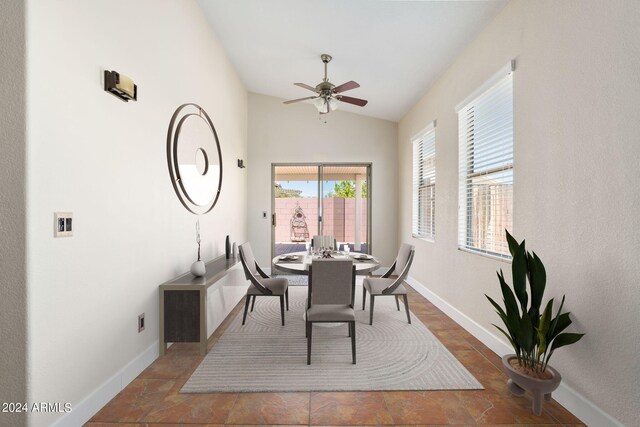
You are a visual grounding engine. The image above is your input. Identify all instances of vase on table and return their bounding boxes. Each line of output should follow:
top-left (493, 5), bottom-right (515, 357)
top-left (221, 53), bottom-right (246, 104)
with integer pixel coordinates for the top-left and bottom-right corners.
top-left (190, 260), bottom-right (206, 277)
top-left (191, 220), bottom-right (206, 277)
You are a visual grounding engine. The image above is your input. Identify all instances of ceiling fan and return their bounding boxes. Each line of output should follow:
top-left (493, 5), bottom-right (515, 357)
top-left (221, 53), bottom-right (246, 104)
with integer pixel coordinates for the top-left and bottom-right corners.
top-left (283, 54), bottom-right (368, 114)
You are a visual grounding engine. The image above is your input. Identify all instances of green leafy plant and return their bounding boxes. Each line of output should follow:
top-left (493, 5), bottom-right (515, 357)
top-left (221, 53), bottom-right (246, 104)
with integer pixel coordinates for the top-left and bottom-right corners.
top-left (326, 180), bottom-right (367, 198)
top-left (485, 231), bottom-right (584, 374)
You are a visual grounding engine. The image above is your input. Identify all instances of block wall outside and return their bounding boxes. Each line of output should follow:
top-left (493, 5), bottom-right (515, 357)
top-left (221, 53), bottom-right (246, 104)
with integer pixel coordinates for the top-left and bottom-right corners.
top-left (274, 197), bottom-right (367, 243)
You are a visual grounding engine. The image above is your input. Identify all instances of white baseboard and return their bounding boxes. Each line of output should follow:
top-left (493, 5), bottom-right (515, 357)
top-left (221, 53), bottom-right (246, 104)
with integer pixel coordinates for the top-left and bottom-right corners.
top-left (51, 340), bottom-right (159, 427)
top-left (405, 275), bottom-right (623, 427)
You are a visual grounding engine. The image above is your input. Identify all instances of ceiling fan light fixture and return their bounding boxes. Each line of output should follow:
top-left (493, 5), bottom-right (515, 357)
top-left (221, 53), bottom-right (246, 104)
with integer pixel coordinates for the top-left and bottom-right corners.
top-left (284, 54), bottom-right (367, 114)
top-left (328, 97), bottom-right (339, 112)
top-left (312, 97), bottom-right (326, 111)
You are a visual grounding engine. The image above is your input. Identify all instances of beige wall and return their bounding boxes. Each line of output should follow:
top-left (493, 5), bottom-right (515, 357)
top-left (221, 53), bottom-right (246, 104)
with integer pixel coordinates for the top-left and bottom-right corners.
top-left (25, 1), bottom-right (247, 425)
top-left (0, 1), bottom-right (27, 426)
top-left (248, 93), bottom-right (397, 266)
top-left (398, 1), bottom-right (639, 425)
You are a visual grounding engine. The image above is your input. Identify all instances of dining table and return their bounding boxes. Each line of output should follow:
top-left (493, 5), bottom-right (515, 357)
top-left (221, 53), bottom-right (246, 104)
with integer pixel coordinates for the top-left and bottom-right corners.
top-left (272, 251), bottom-right (381, 275)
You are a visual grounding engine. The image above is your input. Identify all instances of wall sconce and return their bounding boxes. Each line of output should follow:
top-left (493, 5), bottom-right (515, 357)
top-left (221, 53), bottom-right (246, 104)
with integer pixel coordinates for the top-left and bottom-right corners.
top-left (237, 159), bottom-right (246, 168)
top-left (104, 70), bottom-right (137, 102)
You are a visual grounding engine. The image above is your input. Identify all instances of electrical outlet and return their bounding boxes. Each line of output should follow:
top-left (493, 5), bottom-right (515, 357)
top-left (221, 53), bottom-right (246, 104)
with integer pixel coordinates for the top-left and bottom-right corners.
top-left (138, 313), bottom-right (145, 333)
top-left (54, 212), bottom-right (73, 237)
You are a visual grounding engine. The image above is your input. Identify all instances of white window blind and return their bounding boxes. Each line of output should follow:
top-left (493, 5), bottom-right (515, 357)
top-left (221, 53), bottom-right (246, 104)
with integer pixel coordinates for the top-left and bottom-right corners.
top-left (412, 125), bottom-right (436, 240)
top-left (458, 72), bottom-right (513, 258)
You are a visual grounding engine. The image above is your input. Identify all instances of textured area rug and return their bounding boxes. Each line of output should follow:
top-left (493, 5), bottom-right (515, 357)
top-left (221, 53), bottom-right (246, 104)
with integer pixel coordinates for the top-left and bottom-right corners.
top-left (271, 274), bottom-right (308, 286)
top-left (181, 286), bottom-right (482, 393)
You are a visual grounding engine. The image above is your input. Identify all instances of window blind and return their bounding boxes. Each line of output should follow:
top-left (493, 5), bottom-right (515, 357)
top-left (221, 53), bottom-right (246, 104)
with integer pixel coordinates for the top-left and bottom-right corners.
top-left (458, 72), bottom-right (513, 258)
top-left (412, 126), bottom-right (436, 240)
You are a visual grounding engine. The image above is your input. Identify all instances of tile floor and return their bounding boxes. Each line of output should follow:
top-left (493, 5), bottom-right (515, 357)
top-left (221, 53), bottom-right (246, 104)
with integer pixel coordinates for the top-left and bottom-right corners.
top-left (86, 286), bottom-right (584, 426)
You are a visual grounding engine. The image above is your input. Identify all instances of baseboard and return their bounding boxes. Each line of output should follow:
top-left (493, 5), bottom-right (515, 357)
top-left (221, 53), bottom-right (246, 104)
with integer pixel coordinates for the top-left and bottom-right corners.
top-left (51, 340), bottom-right (159, 427)
top-left (405, 275), bottom-right (623, 427)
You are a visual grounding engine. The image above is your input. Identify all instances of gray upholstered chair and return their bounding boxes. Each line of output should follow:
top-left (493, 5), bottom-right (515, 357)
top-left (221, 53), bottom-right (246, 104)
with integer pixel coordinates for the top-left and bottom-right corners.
top-left (312, 235), bottom-right (337, 251)
top-left (362, 243), bottom-right (415, 325)
top-left (306, 258), bottom-right (356, 365)
top-left (238, 242), bottom-right (289, 326)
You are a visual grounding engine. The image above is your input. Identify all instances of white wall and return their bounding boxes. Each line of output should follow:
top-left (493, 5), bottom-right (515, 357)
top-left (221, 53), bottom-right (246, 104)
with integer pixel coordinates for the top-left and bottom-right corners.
top-left (398, 0), bottom-right (639, 425)
top-left (0, 1), bottom-right (27, 426)
top-left (247, 93), bottom-right (398, 266)
top-left (25, 1), bottom-right (247, 426)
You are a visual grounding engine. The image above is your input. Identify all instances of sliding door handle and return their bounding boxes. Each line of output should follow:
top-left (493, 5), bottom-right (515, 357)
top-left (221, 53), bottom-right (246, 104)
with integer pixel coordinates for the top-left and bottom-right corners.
top-left (272, 213), bottom-right (276, 226)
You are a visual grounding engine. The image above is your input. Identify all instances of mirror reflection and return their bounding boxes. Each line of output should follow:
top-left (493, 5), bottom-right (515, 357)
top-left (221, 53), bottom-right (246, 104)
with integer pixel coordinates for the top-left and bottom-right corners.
top-left (167, 103), bottom-right (223, 215)
top-left (177, 115), bottom-right (220, 206)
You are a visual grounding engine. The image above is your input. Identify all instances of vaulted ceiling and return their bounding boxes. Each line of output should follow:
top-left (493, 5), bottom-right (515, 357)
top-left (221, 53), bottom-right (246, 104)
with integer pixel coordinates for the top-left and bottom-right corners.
top-left (198, 0), bottom-right (507, 122)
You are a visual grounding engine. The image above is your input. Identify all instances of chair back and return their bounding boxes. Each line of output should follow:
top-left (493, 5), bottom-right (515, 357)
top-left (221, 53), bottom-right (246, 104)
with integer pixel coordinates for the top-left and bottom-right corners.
top-left (309, 259), bottom-right (354, 306)
top-left (312, 235), bottom-right (337, 250)
top-left (238, 242), bottom-right (258, 278)
top-left (382, 244), bottom-right (415, 294)
top-left (239, 242), bottom-right (271, 294)
top-left (394, 243), bottom-right (415, 276)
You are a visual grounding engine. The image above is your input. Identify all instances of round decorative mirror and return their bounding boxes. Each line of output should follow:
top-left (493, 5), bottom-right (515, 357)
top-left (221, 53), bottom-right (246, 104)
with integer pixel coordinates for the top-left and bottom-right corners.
top-left (167, 103), bottom-right (222, 215)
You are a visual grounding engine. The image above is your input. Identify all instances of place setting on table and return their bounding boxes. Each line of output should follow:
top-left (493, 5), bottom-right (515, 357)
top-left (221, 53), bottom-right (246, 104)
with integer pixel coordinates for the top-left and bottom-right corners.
top-left (272, 244), bottom-right (381, 275)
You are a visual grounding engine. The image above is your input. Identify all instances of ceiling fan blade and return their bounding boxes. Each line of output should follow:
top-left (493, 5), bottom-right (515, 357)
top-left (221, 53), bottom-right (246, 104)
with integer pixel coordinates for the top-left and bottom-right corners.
top-left (333, 80), bottom-right (360, 94)
top-left (283, 96), bottom-right (317, 105)
top-left (337, 95), bottom-right (368, 107)
top-left (294, 82), bottom-right (319, 93)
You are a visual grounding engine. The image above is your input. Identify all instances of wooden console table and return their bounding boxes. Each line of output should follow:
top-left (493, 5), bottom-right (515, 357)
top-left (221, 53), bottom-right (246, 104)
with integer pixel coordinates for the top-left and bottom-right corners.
top-left (159, 255), bottom-right (245, 355)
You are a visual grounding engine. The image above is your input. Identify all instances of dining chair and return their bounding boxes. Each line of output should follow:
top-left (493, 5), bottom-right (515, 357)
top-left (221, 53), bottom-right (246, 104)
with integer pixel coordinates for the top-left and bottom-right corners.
top-left (306, 258), bottom-right (356, 365)
top-left (238, 242), bottom-right (289, 326)
top-left (312, 235), bottom-right (337, 250)
top-left (362, 243), bottom-right (415, 325)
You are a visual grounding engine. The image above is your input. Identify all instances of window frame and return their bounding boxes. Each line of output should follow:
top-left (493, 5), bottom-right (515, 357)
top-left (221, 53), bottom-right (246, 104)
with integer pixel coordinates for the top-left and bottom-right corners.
top-left (456, 62), bottom-right (515, 260)
top-left (411, 122), bottom-right (436, 242)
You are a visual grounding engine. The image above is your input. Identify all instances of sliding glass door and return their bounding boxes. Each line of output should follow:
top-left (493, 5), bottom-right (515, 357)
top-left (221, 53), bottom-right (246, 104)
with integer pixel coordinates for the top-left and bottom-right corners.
top-left (272, 163), bottom-right (371, 261)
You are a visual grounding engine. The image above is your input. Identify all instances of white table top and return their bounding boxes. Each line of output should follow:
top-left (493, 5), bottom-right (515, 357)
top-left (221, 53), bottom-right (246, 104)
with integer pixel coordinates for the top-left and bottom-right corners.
top-left (272, 251), bottom-right (380, 275)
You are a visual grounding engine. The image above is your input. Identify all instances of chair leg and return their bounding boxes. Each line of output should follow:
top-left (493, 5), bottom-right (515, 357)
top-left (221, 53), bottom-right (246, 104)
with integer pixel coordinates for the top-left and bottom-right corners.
top-left (306, 322), bottom-right (312, 365)
top-left (351, 322), bottom-right (356, 364)
top-left (250, 295), bottom-right (256, 312)
top-left (369, 295), bottom-right (375, 325)
top-left (362, 287), bottom-right (367, 310)
top-left (279, 296), bottom-right (285, 326)
top-left (395, 295), bottom-right (400, 311)
top-left (285, 288), bottom-right (289, 310)
top-left (403, 294), bottom-right (411, 324)
top-left (242, 295), bottom-right (251, 325)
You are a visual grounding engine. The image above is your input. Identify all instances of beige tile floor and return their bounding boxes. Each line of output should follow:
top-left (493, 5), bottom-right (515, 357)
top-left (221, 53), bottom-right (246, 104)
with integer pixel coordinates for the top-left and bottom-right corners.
top-left (86, 286), bottom-right (584, 426)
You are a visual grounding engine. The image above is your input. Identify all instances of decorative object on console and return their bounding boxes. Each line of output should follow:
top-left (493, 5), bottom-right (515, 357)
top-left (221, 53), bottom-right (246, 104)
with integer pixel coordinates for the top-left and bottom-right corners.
top-left (104, 70), bottom-right (137, 102)
top-left (190, 220), bottom-right (206, 277)
top-left (167, 103), bottom-right (223, 215)
top-left (225, 235), bottom-right (231, 259)
top-left (486, 230), bottom-right (584, 416)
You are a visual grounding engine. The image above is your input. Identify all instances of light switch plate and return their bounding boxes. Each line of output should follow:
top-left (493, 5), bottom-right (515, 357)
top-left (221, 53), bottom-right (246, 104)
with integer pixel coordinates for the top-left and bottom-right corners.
top-left (54, 212), bottom-right (73, 237)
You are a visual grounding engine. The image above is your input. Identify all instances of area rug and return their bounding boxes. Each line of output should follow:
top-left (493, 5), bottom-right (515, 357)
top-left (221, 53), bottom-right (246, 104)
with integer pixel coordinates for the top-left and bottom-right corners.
top-left (181, 286), bottom-right (482, 392)
top-left (271, 274), bottom-right (308, 286)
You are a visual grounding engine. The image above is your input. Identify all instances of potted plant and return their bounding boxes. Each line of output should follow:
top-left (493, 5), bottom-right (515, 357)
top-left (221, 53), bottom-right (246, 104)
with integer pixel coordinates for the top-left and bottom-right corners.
top-left (485, 231), bottom-right (584, 416)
